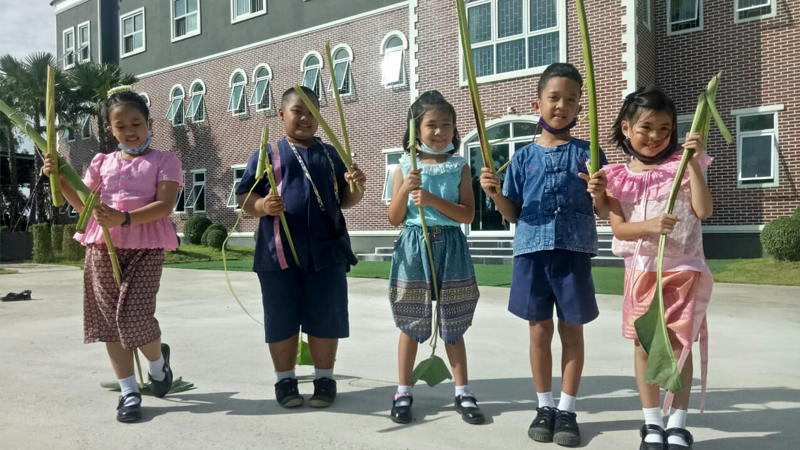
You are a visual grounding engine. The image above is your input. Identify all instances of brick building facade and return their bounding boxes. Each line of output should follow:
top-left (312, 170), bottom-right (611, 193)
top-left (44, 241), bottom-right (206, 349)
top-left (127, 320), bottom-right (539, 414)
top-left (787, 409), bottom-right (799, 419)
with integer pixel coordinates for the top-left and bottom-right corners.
top-left (53, 0), bottom-right (799, 259)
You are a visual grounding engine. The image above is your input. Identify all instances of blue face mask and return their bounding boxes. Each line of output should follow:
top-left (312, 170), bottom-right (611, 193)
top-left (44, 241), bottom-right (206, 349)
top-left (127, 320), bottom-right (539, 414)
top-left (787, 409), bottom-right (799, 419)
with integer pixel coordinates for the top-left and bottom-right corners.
top-left (118, 131), bottom-right (151, 155)
top-left (418, 141), bottom-right (455, 155)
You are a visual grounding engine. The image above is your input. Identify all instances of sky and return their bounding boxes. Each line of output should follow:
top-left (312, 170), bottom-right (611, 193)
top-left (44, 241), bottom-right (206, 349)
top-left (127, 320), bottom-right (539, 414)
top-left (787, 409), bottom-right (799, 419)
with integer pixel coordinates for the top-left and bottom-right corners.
top-left (0, 0), bottom-right (57, 60)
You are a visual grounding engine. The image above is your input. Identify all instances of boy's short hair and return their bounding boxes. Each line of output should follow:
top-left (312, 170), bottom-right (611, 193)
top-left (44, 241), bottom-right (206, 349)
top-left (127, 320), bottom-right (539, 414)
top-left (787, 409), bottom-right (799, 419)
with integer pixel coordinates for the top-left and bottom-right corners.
top-left (281, 86), bottom-right (319, 107)
top-left (537, 63), bottom-right (583, 96)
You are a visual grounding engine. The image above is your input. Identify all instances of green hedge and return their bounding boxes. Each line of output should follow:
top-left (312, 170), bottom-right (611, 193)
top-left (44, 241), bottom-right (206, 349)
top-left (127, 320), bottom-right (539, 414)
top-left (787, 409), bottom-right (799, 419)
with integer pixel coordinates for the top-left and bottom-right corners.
top-left (62, 224), bottom-right (85, 261)
top-left (201, 224), bottom-right (228, 247)
top-left (760, 217), bottom-right (800, 262)
top-left (30, 224), bottom-right (53, 263)
top-left (51, 224), bottom-right (65, 257)
top-left (184, 215), bottom-right (212, 245)
top-left (204, 228), bottom-right (228, 250)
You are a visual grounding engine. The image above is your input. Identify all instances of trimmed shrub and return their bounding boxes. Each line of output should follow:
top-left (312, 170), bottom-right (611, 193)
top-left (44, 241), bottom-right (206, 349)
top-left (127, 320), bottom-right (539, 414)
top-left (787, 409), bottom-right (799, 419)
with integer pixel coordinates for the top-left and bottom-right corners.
top-left (793, 204), bottom-right (800, 220)
top-left (30, 224), bottom-right (53, 263)
top-left (760, 217), bottom-right (800, 262)
top-left (204, 228), bottom-right (228, 250)
top-left (184, 215), bottom-right (212, 245)
top-left (51, 224), bottom-right (65, 257)
top-left (62, 224), bottom-right (85, 261)
top-left (201, 224), bottom-right (228, 247)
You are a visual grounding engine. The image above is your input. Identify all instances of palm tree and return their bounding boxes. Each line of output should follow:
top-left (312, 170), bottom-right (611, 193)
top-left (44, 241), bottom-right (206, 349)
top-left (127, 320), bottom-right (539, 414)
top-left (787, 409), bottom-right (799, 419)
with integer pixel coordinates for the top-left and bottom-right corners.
top-left (68, 62), bottom-right (137, 154)
top-left (0, 52), bottom-right (83, 224)
top-left (0, 77), bottom-right (22, 229)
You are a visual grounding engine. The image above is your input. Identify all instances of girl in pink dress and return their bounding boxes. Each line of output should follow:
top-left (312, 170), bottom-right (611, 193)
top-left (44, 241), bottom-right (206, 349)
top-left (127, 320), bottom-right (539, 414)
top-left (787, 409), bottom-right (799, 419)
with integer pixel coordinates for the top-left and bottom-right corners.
top-left (43, 86), bottom-right (182, 423)
top-left (604, 86), bottom-right (713, 450)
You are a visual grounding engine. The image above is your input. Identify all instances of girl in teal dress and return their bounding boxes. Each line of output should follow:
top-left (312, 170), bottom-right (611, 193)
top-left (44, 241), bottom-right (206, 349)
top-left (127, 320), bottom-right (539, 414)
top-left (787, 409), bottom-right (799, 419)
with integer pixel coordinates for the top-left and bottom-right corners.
top-left (387, 91), bottom-right (482, 425)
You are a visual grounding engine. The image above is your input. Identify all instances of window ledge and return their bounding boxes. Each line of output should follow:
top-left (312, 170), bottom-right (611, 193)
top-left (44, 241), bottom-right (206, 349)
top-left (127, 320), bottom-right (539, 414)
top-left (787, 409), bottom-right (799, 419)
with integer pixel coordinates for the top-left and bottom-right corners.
top-left (121, 48), bottom-right (146, 59)
top-left (171, 30), bottom-right (201, 43)
top-left (231, 10), bottom-right (267, 24)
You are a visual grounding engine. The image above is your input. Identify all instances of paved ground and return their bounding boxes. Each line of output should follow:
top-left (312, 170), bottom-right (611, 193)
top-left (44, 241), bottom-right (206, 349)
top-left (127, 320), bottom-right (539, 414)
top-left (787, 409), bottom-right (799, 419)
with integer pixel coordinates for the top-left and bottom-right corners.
top-left (1, 264), bottom-right (798, 450)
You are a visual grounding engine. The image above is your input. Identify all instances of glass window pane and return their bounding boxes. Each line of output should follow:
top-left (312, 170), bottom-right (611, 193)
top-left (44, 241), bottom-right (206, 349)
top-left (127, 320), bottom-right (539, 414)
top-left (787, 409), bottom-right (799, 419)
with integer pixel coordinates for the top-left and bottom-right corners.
top-left (251, 79), bottom-right (267, 105)
top-left (386, 36), bottom-right (403, 49)
top-left (468, 3), bottom-right (492, 44)
top-left (233, 73), bottom-right (244, 84)
top-left (497, 0), bottom-right (523, 38)
top-left (497, 38), bottom-right (526, 74)
top-left (306, 55), bottom-right (320, 67)
top-left (124, 36), bottom-right (133, 53)
top-left (530, 0), bottom-right (557, 31)
top-left (472, 46), bottom-right (494, 77)
top-left (175, 0), bottom-right (186, 16)
top-left (739, 114), bottom-right (774, 132)
top-left (133, 32), bottom-right (143, 50)
top-left (676, 121), bottom-right (692, 142)
top-left (470, 143), bottom-right (511, 231)
top-left (486, 124), bottom-right (510, 141)
top-left (236, 0), bottom-right (249, 16)
top-left (387, 153), bottom-right (403, 165)
top-left (229, 85), bottom-right (243, 110)
top-left (333, 61), bottom-right (349, 90)
top-left (528, 31), bottom-right (558, 68)
top-left (303, 68), bottom-right (319, 90)
top-left (123, 18), bottom-right (133, 35)
top-left (513, 122), bottom-right (537, 137)
top-left (186, 14), bottom-right (197, 32)
top-left (195, 186), bottom-right (205, 210)
top-left (256, 67), bottom-right (268, 79)
top-left (194, 172), bottom-right (205, 182)
top-left (333, 48), bottom-right (349, 61)
top-left (382, 49), bottom-right (404, 85)
top-left (134, 14), bottom-right (143, 31)
top-left (80, 27), bottom-right (89, 43)
top-left (515, 141), bottom-right (531, 151)
top-left (175, 18), bottom-right (186, 37)
top-left (740, 135), bottom-right (773, 179)
top-left (252, 0), bottom-right (264, 13)
top-left (188, 0), bottom-right (198, 13)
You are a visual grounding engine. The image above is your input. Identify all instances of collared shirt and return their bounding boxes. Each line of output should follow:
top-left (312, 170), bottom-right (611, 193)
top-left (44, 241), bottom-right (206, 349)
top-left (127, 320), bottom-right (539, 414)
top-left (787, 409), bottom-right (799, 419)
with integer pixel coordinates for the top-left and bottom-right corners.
top-left (503, 138), bottom-right (607, 256)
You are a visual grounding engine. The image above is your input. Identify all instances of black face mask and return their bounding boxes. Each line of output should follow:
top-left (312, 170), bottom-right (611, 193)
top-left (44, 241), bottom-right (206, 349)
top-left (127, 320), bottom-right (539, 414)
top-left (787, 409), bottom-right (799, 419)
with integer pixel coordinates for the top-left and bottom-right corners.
top-left (624, 138), bottom-right (673, 165)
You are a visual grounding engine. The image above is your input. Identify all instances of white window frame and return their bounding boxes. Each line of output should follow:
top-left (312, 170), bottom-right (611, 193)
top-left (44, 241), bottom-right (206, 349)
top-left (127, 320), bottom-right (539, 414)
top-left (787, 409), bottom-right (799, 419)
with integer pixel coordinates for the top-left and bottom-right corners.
top-left (732, 105), bottom-right (782, 188)
top-left (228, 165), bottom-right (247, 209)
top-left (228, 69), bottom-right (248, 116)
top-left (186, 79), bottom-right (206, 123)
top-left (230, 0), bottom-right (266, 24)
top-left (734, 0), bottom-right (776, 24)
top-left (80, 114), bottom-right (91, 139)
top-left (120, 7), bottom-right (146, 58)
top-left (301, 51), bottom-right (324, 99)
top-left (458, 0), bottom-right (567, 85)
top-left (328, 44), bottom-right (353, 96)
top-left (62, 27), bottom-right (76, 69)
top-left (171, 0), bottom-right (201, 43)
top-left (140, 92), bottom-right (150, 107)
top-left (381, 31), bottom-right (408, 88)
top-left (77, 21), bottom-right (91, 63)
top-left (186, 169), bottom-right (207, 212)
top-left (666, 0), bottom-right (703, 36)
top-left (165, 84), bottom-right (185, 126)
top-left (639, 0), bottom-right (651, 30)
top-left (249, 64), bottom-right (273, 111)
top-left (382, 148), bottom-right (404, 204)
top-left (174, 171), bottom-right (187, 213)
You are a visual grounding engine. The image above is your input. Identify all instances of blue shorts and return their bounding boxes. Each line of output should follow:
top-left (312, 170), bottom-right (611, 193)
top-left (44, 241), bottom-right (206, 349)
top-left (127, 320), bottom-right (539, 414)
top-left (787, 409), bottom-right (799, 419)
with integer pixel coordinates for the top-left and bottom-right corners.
top-left (256, 262), bottom-right (349, 343)
top-left (508, 249), bottom-right (599, 325)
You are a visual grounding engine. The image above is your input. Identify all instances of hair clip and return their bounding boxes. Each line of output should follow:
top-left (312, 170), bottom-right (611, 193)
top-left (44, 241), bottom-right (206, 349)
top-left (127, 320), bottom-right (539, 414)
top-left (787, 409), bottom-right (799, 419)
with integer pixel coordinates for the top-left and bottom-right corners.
top-left (107, 85), bottom-right (134, 96)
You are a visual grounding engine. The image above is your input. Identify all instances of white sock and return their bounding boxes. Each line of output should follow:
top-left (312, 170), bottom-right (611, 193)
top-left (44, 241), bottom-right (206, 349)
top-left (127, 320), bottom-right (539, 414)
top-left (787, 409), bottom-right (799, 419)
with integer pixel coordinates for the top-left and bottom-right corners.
top-left (557, 392), bottom-right (577, 413)
top-left (537, 391), bottom-right (555, 408)
top-left (314, 368), bottom-right (334, 380)
top-left (643, 407), bottom-right (664, 444)
top-left (456, 385), bottom-right (477, 408)
top-left (118, 375), bottom-right (140, 407)
top-left (276, 369), bottom-right (295, 381)
top-left (147, 354), bottom-right (165, 381)
top-left (394, 385), bottom-right (412, 406)
top-left (667, 408), bottom-right (690, 446)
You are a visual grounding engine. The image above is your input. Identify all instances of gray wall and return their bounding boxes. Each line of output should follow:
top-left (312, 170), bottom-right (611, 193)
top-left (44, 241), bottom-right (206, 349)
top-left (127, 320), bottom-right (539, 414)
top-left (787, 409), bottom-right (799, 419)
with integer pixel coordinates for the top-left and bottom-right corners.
top-left (55, 0), bottom-right (100, 65)
top-left (118, 0), bottom-right (402, 75)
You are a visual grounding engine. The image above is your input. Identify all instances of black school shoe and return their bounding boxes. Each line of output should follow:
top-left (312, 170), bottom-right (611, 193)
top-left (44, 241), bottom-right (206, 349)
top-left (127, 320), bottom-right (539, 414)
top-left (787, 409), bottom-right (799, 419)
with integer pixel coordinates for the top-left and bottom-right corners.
top-left (640, 424), bottom-right (667, 450)
top-left (553, 409), bottom-right (581, 447)
top-left (148, 343), bottom-right (173, 398)
top-left (309, 377), bottom-right (337, 408)
top-left (455, 395), bottom-right (485, 424)
top-left (274, 378), bottom-right (304, 408)
top-left (390, 395), bottom-right (413, 424)
top-left (528, 406), bottom-right (557, 442)
top-left (116, 392), bottom-right (142, 423)
top-left (666, 428), bottom-right (693, 450)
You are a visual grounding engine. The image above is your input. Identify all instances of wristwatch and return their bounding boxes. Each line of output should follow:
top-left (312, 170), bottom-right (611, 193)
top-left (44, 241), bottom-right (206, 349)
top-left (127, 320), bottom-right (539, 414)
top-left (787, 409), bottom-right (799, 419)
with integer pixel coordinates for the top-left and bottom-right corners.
top-left (121, 211), bottom-right (131, 228)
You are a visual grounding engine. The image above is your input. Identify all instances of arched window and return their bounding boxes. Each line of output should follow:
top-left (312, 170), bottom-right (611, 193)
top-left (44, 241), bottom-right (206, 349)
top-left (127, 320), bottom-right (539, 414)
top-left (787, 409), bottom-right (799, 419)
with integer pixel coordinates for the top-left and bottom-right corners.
top-left (381, 31), bottom-right (407, 87)
top-left (187, 79), bottom-right (205, 122)
top-left (228, 69), bottom-right (247, 115)
top-left (328, 44), bottom-right (353, 95)
top-left (249, 64), bottom-right (272, 111)
top-left (301, 51), bottom-right (323, 98)
top-left (165, 85), bottom-right (184, 126)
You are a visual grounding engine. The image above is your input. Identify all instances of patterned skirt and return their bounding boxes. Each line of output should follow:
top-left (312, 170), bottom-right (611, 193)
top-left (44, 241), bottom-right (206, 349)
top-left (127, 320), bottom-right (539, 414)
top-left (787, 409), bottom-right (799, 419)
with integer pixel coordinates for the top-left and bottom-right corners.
top-left (389, 225), bottom-right (479, 345)
top-left (83, 245), bottom-right (164, 349)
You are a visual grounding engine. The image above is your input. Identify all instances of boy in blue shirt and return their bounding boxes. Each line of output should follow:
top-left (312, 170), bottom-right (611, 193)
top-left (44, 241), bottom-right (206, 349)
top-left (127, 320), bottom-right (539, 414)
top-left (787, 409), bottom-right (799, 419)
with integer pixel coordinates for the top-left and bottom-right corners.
top-left (480, 63), bottom-right (609, 447)
top-left (237, 87), bottom-right (366, 410)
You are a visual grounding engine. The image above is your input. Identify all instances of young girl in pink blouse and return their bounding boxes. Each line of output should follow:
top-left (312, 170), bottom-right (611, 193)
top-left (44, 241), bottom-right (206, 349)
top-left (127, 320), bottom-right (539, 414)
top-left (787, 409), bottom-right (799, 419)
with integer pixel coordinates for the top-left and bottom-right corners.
top-left (43, 86), bottom-right (182, 423)
top-left (604, 86), bottom-right (713, 450)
